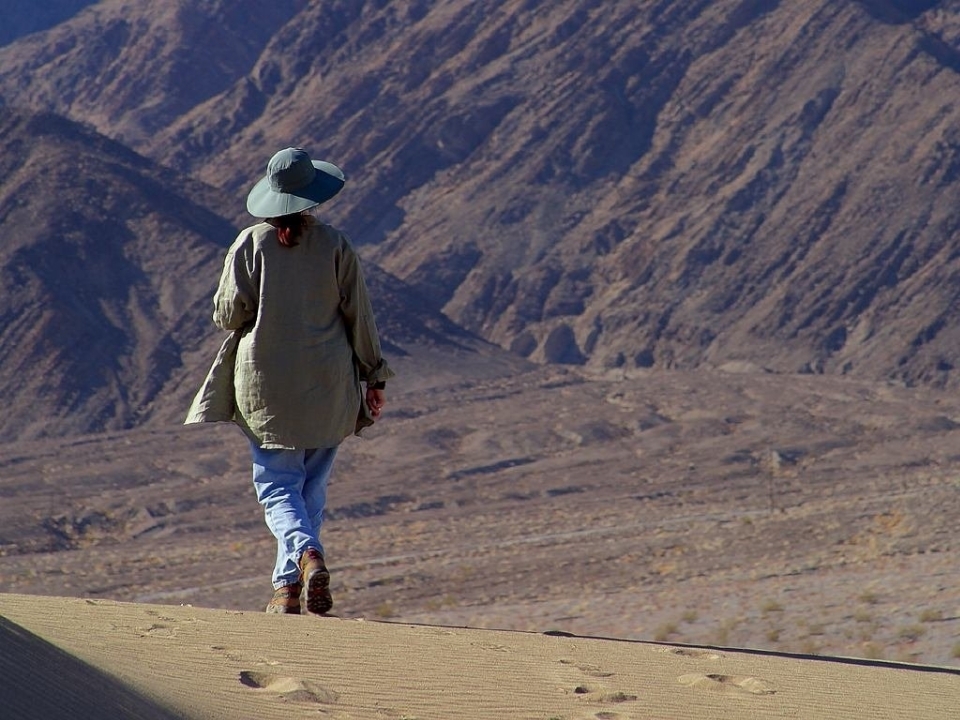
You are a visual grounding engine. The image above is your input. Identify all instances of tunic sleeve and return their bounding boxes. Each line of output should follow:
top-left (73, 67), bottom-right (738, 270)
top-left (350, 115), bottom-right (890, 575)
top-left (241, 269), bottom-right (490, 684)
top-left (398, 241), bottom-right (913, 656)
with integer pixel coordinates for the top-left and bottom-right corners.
top-left (337, 237), bottom-right (395, 385)
top-left (213, 234), bottom-right (259, 331)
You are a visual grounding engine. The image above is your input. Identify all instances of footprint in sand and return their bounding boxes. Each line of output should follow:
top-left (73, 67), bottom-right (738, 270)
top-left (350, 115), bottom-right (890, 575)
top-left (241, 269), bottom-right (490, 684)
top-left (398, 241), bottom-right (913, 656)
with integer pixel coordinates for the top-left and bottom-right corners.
top-left (557, 659), bottom-right (616, 678)
top-left (239, 671), bottom-right (338, 704)
top-left (660, 647), bottom-right (724, 660)
top-left (211, 645), bottom-right (244, 662)
top-left (557, 659), bottom-right (637, 707)
top-left (572, 685), bottom-right (638, 703)
top-left (136, 623), bottom-right (178, 638)
top-left (598, 691), bottom-right (638, 703)
top-left (473, 642), bottom-right (511, 652)
top-left (678, 673), bottom-right (776, 696)
top-left (578, 663), bottom-right (616, 679)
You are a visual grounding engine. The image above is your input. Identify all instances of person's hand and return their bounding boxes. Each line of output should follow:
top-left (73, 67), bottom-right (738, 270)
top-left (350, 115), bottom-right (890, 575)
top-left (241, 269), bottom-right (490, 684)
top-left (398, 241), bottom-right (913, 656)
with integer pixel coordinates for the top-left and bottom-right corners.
top-left (366, 387), bottom-right (385, 419)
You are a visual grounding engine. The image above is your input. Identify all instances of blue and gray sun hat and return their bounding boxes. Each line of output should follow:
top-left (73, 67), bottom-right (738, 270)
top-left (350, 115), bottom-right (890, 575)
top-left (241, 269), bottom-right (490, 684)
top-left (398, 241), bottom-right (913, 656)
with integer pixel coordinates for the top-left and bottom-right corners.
top-left (246, 147), bottom-right (345, 218)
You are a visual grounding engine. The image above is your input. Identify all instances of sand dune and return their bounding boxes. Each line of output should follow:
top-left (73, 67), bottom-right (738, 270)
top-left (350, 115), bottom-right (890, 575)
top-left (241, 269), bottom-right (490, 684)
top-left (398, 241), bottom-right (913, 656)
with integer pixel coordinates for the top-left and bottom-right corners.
top-left (2, 367), bottom-right (960, 668)
top-left (0, 593), bottom-right (957, 719)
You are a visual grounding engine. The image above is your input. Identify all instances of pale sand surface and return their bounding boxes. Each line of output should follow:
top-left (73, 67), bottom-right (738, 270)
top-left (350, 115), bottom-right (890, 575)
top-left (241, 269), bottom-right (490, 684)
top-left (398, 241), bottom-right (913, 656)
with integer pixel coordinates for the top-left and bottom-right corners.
top-left (0, 593), bottom-right (957, 720)
top-left (2, 367), bottom-right (960, 668)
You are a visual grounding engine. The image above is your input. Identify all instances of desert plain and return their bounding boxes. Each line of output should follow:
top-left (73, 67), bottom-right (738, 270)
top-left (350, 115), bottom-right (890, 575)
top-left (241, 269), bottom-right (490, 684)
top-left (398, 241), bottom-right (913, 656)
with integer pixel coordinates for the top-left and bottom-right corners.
top-left (2, 352), bottom-right (960, 718)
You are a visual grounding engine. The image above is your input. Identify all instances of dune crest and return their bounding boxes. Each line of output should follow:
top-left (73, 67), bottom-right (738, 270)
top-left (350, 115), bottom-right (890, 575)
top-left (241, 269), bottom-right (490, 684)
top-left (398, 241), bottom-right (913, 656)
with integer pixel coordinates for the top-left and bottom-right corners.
top-left (0, 593), bottom-right (956, 719)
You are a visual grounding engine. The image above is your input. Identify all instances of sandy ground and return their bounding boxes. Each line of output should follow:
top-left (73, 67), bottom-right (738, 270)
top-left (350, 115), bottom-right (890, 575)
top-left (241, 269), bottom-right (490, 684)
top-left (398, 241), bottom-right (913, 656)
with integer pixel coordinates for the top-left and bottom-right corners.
top-left (1, 364), bottom-right (960, 718)
top-left (1, 593), bottom-right (958, 720)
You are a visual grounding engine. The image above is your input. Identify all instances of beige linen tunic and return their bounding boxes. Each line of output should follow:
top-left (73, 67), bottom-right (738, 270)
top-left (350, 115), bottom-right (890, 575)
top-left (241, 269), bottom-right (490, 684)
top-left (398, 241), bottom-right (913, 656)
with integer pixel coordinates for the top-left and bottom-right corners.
top-left (185, 220), bottom-right (393, 449)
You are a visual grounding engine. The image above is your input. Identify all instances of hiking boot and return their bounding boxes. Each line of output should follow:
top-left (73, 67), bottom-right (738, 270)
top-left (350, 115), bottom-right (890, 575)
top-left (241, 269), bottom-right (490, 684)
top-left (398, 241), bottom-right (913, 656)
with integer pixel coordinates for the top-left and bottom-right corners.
top-left (265, 583), bottom-right (302, 614)
top-left (299, 548), bottom-right (333, 615)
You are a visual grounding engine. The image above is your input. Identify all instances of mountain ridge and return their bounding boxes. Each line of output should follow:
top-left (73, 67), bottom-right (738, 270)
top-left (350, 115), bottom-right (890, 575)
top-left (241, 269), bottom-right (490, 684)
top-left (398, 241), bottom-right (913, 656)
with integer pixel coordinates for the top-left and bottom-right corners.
top-left (2, 0), bottom-right (960, 440)
top-left (0, 106), bottom-right (506, 439)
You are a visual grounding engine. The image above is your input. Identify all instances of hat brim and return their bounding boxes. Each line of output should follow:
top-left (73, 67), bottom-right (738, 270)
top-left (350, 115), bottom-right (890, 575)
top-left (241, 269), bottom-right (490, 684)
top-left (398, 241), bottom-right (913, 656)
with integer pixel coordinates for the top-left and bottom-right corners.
top-left (246, 160), bottom-right (346, 218)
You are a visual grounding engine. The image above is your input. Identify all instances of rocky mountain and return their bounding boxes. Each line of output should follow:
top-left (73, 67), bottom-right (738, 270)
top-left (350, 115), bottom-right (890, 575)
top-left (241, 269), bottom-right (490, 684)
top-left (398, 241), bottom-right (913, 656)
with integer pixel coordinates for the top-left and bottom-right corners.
top-left (0, 0), bottom-right (309, 147)
top-left (2, 0), bottom-right (960, 438)
top-left (0, 107), bottom-right (232, 438)
top-left (0, 0), bottom-right (95, 48)
top-left (0, 107), bottom-right (502, 439)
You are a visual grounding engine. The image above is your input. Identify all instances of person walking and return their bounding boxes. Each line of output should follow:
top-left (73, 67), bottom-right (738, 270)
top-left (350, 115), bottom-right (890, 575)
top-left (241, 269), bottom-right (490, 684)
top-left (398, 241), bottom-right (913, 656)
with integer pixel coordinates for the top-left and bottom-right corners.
top-left (186, 147), bottom-right (394, 615)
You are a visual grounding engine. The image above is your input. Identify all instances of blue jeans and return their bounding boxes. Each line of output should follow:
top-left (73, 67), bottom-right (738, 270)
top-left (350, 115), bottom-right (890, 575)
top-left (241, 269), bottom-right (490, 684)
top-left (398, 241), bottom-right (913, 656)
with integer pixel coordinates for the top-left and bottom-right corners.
top-left (250, 443), bottom-right (338, 589)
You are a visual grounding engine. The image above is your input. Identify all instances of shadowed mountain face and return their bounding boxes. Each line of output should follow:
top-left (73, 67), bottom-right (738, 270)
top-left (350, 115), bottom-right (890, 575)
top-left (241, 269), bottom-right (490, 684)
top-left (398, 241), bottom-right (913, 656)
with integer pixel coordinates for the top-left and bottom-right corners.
top-left (855, 0), bottom-right (942, 23)
top-left (0, 109), bottom-right (236, 438)
top-left (0, 107), bottom-right (511, 439)
top-left (1, 0), bottom-right (960, 440)
top-left (0, 0), bottom-right (95, 47)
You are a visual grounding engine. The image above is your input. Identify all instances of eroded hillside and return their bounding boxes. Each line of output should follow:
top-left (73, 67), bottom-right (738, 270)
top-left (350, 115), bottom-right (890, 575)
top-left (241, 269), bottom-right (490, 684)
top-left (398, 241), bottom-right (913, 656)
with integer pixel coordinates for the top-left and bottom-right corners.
top-left (1, 0), bottom-right (960, 440)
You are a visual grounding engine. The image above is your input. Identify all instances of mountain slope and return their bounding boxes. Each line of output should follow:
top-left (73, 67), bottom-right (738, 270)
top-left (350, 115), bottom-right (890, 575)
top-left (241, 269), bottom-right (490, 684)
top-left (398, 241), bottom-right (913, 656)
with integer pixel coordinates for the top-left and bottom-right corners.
top-left (2, 0), bottom-right (960, 388)
top-left (0, 108), bottom-right (236, 437)
top-left (0, 0), bottom-right (308, 145)
top-left (0, 0), bottom-right (95, 47)
top-left (0, 106), bottom-right (519, 439)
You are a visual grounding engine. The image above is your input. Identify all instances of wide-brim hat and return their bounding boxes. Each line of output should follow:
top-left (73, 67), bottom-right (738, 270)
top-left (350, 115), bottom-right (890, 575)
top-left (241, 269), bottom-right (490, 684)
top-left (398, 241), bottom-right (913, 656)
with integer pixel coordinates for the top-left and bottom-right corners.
top-left (246, 147), bottom-right (345, 218)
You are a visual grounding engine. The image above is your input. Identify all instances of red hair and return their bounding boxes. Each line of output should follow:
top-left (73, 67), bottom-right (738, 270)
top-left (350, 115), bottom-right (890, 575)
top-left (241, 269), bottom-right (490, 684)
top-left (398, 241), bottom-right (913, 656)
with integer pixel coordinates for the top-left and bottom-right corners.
top-left (268, 211), bottom-right (313, 247)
